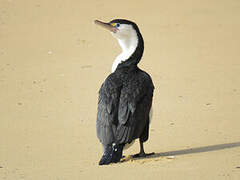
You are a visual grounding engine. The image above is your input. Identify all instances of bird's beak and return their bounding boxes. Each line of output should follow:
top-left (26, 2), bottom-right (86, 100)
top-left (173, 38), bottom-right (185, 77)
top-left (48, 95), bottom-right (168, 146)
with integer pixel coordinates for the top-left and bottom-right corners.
top-left (94, 20), bottom-right (118, 33)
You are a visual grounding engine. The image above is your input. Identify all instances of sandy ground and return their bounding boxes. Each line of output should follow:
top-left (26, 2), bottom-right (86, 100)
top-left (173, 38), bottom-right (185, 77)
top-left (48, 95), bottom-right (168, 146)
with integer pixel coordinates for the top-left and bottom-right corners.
top-left (0, 0), bottom-right (240, 179)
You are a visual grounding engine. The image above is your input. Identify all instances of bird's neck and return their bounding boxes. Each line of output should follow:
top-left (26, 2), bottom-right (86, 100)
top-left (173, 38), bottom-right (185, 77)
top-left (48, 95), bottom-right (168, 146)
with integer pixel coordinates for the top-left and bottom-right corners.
top-left (112, 33), bottom-right (139, 73)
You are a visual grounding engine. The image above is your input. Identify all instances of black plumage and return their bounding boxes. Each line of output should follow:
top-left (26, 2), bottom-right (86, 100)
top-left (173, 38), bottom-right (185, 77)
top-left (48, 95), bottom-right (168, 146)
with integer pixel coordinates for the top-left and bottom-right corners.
top-left (95, 19), bottom-right (154, 165)
top-left (97, 67), bottom-right (154, 145)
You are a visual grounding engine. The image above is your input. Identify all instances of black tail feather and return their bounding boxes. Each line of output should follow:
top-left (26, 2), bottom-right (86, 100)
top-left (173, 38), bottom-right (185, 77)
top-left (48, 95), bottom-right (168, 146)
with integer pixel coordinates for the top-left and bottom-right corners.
top-left (99, 144), bottom-right (124, 165)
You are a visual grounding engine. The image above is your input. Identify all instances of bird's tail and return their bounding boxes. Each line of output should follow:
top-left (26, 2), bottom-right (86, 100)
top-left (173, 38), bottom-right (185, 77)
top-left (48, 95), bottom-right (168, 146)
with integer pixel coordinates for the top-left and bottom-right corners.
top-left (99, 143), bottom-right (124, 165)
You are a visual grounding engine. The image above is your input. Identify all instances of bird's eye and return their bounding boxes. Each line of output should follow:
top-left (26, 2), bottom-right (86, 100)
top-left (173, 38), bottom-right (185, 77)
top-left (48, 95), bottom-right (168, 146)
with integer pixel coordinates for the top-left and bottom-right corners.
top-left (116, 23), bottom-right (120, 28)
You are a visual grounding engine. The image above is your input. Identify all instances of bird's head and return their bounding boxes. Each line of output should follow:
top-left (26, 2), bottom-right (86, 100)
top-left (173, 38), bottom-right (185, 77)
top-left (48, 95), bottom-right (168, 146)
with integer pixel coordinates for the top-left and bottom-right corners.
top-left (95, 19), bottom-right (144, 71)
top-left (94, 19), bottom-right (140, 41)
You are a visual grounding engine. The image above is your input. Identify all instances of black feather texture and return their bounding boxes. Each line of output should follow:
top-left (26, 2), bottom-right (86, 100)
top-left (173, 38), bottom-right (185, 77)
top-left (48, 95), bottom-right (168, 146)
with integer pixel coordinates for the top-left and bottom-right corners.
top-left (96, 19), bottom-right (154, 147)
top-left (97, 67), bottom-right (154, 145)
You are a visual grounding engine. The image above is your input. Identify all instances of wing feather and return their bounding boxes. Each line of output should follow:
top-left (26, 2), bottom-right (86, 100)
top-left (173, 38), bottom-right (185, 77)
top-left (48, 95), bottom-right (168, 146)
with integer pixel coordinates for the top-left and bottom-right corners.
top-left (97, 71), bottom-right (154, 145)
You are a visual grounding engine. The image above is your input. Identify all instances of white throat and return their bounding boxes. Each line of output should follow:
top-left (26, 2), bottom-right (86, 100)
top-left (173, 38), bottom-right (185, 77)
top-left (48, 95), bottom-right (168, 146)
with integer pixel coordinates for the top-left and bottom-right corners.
top-left (111, 26), bottom-right (138, 72)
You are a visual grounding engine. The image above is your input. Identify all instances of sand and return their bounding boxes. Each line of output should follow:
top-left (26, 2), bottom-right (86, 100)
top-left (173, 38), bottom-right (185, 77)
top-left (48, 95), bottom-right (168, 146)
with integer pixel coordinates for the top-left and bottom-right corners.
top-left (0, 0), bottom-right (240, 179)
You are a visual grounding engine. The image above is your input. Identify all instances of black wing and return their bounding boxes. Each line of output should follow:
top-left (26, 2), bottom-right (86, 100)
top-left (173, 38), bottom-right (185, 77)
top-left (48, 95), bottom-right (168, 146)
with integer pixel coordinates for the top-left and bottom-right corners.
top-left (97, 71), bottom-right (154, 146)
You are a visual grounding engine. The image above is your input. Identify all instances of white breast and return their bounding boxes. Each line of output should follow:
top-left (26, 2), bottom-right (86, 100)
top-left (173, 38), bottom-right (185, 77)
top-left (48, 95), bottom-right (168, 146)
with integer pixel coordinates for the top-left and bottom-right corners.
top-left (111, 24), bottom-right (139, 72)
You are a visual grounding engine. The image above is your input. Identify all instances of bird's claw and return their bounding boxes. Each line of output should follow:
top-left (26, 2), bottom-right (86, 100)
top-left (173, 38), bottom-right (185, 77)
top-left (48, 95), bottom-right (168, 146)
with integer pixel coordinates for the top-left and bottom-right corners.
top-left (132, 152), bottom-right (155, 158)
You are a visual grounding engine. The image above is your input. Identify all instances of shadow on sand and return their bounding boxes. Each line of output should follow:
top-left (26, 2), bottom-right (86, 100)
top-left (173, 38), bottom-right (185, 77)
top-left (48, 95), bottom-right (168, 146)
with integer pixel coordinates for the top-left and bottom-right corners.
top-left (155, 141), bottom-right (240, 157)
top-left (125, 142), bottom-right (240, 162)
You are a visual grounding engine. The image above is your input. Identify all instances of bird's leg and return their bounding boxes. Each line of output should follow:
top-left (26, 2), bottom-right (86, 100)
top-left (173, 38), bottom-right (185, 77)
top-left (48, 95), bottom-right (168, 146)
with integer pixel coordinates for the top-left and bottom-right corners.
top-left (132, 139), bottom-right (155, 158)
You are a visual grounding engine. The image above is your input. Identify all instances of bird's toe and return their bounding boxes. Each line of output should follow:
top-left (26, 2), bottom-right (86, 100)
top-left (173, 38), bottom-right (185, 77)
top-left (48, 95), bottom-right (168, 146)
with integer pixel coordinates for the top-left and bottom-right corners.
top-left (132, 152), bottom-right (155, 158)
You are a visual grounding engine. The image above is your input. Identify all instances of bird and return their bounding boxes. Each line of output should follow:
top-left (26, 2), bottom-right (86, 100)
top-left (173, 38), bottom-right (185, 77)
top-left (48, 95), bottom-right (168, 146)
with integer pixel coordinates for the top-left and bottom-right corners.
top-left (95, 19), bottom-right (155, 165)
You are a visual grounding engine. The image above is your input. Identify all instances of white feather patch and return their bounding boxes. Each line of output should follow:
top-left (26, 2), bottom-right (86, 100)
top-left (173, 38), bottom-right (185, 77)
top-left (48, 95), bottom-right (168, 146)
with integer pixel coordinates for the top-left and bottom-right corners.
top-left (111, 24), bottom-right (138, 72)
top-left (149, 107), bottom-right (153, 123)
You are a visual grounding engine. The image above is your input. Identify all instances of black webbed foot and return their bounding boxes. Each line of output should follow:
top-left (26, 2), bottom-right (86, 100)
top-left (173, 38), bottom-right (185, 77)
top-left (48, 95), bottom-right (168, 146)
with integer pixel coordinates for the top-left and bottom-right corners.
top-left (132, 152), bottom-right (155, 158)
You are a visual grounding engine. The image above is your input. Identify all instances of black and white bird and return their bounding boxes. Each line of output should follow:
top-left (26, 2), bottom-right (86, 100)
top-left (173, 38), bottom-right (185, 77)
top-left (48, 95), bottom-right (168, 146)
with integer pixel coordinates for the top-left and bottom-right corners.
top-left (95, 19), bottom-right (154, 165)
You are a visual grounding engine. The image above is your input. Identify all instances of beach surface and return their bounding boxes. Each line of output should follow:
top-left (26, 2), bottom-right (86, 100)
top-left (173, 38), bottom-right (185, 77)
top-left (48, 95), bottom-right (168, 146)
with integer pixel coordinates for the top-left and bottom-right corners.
top-left (0, 0), bottom-right (240, 179)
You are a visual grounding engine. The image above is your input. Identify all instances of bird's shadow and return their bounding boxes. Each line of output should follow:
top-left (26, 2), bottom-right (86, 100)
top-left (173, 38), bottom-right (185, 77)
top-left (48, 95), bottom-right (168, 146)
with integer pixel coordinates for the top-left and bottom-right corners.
top-left (123, 141), bottom-right (240, 162)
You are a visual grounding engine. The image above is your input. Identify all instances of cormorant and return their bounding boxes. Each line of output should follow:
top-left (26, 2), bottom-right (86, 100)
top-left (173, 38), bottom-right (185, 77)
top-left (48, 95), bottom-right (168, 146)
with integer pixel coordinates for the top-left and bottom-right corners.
top-left (95, 19), bottom-right (154, 165)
